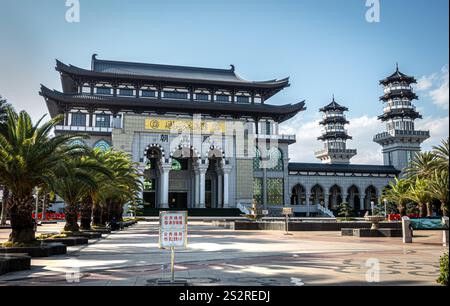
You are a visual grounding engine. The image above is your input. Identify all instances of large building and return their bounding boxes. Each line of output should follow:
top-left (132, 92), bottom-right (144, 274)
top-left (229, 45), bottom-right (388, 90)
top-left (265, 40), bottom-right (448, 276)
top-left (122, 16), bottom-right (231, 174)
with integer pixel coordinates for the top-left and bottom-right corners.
top-left (40, 56), bottom-right (429, 216)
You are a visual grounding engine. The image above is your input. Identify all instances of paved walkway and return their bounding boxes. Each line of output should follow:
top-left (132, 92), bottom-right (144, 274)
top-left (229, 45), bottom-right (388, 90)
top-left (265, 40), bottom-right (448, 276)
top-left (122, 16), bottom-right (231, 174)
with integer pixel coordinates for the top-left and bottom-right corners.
top-left (0, 221), bottom-right (446, 286)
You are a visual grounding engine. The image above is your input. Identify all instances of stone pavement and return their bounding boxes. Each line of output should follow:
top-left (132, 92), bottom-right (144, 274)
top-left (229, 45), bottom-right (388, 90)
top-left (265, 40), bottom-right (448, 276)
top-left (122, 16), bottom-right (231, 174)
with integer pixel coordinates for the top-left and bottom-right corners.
top-left (0, 221), bottom-right (446, 286)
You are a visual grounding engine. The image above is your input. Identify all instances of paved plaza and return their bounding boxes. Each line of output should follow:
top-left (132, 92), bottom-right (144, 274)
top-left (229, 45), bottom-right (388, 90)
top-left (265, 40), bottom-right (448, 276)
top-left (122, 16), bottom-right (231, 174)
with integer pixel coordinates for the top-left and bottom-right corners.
top-left (0, 221), bottom-right (446, 286)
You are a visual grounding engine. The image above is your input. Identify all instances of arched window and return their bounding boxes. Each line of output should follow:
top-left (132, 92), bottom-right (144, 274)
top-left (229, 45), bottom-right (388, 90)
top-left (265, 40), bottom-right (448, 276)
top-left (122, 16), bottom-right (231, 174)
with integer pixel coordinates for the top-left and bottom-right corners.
top-left (94, 140), bottom-right (111, 152)
top-left (267, 147), bottom-right (283, 172)
top-left (253, 147), bottom-right (261, 171)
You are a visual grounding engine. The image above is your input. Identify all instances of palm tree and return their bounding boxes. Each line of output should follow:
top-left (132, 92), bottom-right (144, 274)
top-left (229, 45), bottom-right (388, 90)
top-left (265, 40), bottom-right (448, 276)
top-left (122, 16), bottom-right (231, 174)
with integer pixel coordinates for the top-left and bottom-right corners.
top-left (433, 138), bottom-right (449, 173)
top-left (0, 109), bottom-right (84, 243)
top-left (427, 170), bottom-right (449, 216)
top-left (91, 150), bottom-right (142, 227)
top-left (404, 151), bottom-right (437, 180)
top-left (405, 178), bottom-right (433, 217)
top-left (0, 95), bottom-right (13, 226)
top-left (51, 155), bottom-right (111, 232)
top-left (383, 178), bottom-right (411, 216)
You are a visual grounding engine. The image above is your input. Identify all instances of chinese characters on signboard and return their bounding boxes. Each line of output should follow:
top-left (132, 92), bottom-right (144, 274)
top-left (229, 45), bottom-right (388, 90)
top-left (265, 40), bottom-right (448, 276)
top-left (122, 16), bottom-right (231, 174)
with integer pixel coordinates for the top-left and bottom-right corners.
top-left (159, 211), bottom-right (188, 249)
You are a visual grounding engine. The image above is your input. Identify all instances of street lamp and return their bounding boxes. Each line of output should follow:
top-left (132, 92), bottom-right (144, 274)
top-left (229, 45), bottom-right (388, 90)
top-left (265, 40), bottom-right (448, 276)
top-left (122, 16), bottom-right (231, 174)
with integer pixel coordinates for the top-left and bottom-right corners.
top-left (383, 198), bottom-right (388, 218)
top-left (370, 201), bottom-right (374, 215)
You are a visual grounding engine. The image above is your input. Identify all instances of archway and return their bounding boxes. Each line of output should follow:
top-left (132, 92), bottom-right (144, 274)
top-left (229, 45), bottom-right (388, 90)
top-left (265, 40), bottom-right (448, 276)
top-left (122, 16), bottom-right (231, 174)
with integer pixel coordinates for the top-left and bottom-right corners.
top-left (291, 184), bottom-right (306, 205)
top-left (328, 185), bottom-right (343, 210)
top-left (310, 184), bottom-right (324, 206)
top-left (364, 185), bottom-right (378, 210)
top-left (169, 146), bottom-right (199, 209)
top-left (347, 185), bottom-right (360, 210)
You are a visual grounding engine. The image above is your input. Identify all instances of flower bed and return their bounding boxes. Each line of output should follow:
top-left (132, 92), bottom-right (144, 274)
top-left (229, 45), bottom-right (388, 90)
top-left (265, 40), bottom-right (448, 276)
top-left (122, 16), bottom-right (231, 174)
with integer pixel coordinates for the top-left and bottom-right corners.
top-left (388, 214), bottom-right (420, 221)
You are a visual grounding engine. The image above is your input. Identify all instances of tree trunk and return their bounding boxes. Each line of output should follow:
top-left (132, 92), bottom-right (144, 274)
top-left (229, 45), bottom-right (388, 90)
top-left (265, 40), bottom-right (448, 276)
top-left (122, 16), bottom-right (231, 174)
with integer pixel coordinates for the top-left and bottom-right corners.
top-left (92, 205), bottom-right (101, 226)
top-left (80, 196), bottom-right (93, 231)
top-left (64, 203), bottom-right (79, 232)
top-left (441, 201), bottom-right (448, 217)
top-left (399, 203), bottom-right (406, 216)
top-left (419, 203), bottom-right (427, 217)
top-left (42, 193), bottom-right (49, 221)
top-left (426, 202), bottom-right (433, 217)
top-left (7, 192), bottom-right (35, 243)
top-left (0, 186), bottom-right (9, 225)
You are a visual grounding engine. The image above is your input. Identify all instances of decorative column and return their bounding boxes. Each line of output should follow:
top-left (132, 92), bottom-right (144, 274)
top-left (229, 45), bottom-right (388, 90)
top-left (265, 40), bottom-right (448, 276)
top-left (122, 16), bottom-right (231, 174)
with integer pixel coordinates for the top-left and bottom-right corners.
top-left (198, 162), bottom-right (209, 208)
top-left (216, 166), bottom-right (223, 208)
top-left (360, 194), bottom-right (365, 211)
top-left (194, 169), bottom-right (200, 208)
top-left (305, 193), bottom-right (311, 217)
top-left (324, 193), bottom-right (330, 209)
top-left (159, 163), bottom-right (171, 208)
top-left (222, 165), bottom-right (232, 208)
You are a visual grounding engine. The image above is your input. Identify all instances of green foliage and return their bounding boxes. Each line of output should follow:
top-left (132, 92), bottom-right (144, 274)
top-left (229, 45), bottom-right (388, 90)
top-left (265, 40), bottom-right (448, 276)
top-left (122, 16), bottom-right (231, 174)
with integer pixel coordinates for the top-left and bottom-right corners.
top-left (1, 240), bottom-right (41, 248)
top-left (437, 252), bottom-right (449, 286)
top-left (127, 199), bottom-right (144, 217)
top-left (337, 202), bottom-right (354, 218)
top-left (406, 202), bottom-right (419, 215)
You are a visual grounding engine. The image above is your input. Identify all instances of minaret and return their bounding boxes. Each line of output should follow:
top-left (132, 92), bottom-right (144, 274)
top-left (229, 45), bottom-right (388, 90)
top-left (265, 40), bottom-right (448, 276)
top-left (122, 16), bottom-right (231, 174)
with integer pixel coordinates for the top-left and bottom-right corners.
top-left (315, 96), bottom-right (357, 164)
top-left (373, 64), bottom-right (430, 173)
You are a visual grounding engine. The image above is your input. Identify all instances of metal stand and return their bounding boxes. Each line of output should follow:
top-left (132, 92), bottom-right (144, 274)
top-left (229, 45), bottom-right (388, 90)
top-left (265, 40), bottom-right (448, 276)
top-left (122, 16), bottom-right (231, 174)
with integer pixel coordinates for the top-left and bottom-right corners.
top-left (170, 246), bottom-right (175, 282)
top-left (284, 215), bottom-right (292, 235)
top-left (156, 247), bottom-right (188, 286)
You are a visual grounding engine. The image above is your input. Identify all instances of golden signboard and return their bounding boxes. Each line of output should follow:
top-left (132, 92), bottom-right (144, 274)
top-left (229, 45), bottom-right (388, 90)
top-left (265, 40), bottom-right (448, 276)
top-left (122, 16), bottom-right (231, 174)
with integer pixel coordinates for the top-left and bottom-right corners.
top-left (145, 118), bottom-right (226, 134)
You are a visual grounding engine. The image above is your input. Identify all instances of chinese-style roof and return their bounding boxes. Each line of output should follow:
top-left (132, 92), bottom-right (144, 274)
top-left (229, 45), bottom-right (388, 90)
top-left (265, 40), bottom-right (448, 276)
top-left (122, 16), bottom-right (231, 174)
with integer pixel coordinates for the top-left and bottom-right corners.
top-left (55, 55), bottom-right (290, 100)
top-left (377, 109), bottom-right (422, 121)
top-left (40, 86), bottom-right (306, 123)
top-left (288, 162), bottom-right (400, 174)
top-left (319, 96), bottom-right (349, 112)
top-left (379, 90), bottom-right (418, 101)
top-left (319, 116), bottom-right (349, 126)
top-left (379, 65), bottom-right (417, 85)
top-left (317, 132), bottom-right (352, 141)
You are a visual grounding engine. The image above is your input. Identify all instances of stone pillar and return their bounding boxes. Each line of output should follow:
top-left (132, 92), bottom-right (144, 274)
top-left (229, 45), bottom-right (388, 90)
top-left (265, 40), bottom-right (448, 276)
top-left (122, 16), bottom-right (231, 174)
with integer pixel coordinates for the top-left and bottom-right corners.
top-left (194, 170), bottom-right (200, 208)
top-left (324, 193), bottom-right (330, 209)
top-left (360, 194), bottom-right (365, 211)
top-left (216, 167), bottom-right (223, 208)
top-left (222, 165), bottom-right (232, 208)
top-left (305, 193), bottom-right (311, 217)
top-left (198, 163), bottom-right (208, 208)
top-left (159, 163), bottom-right (172, 208)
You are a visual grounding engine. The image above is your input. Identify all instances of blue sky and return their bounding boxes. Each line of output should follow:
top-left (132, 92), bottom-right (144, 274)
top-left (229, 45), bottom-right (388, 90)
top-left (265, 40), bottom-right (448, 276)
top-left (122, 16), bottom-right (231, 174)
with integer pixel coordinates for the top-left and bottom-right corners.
top-left (0, 0), bottom-right (448, 163)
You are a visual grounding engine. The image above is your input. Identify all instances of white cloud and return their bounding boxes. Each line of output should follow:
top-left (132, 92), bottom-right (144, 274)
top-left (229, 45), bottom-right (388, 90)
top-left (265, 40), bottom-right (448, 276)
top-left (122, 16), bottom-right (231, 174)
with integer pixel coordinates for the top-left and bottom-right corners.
top-left (416, 65), bottom-right (449, 110)
top-left (417, 115), bottom-right (449, 150)
top-left (280, 114), bottom-right (449, 165)
top-left (280, 114), bottom-right (383, 164)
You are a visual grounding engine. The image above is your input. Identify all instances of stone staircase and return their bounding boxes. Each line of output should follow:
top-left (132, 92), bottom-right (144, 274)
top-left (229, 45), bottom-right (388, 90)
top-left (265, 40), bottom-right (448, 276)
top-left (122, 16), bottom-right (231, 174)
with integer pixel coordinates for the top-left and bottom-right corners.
top-left (317, 204), bottom-right (335, 218)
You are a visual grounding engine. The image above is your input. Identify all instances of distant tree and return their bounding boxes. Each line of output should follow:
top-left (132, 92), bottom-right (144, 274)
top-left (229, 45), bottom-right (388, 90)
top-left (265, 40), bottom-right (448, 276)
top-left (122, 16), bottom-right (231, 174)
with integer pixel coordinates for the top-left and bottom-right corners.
top-left (337, 202), bottom-right (354, 219)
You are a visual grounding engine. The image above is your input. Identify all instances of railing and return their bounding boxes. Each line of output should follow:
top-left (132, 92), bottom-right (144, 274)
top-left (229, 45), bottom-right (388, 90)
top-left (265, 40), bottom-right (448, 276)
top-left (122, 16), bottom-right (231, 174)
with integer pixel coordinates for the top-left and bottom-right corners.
top-left (321, 128), bottom-right (347, 134)
top-left (374, 130), bottom-right (430, 140)
top-left (323, 114), bottom-right (346, 120)
top-left (237, 203), bottom-right (251, 215)
top-left (315, 148), bottom-right (357, 156)
top-left (255, 134), bottom-right (296, 141)
top-left (55, 125), bottom-right (114, 133)
top-left (383, 105), bottom-right (416, 113)
top-left (317, 204), bottom-right (335, 218)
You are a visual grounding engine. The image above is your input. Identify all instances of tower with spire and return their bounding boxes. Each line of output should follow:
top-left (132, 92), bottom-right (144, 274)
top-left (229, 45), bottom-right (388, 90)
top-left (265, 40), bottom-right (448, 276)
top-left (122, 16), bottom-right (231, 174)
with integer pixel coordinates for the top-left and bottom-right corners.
top-left (315, 96), bottom-right (357, 164)
top-left (373, 64), bottom-right (430, 173)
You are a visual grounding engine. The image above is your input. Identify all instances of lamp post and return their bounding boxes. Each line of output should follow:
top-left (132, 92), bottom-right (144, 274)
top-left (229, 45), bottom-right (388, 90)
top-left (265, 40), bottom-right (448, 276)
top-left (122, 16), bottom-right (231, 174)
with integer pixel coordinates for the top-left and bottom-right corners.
top-left (383, 198), bottom-right (388, 218)
top-left (34, 189), bottom-right (39, 231)
top-left (370, 201), bottom-right (374, 215)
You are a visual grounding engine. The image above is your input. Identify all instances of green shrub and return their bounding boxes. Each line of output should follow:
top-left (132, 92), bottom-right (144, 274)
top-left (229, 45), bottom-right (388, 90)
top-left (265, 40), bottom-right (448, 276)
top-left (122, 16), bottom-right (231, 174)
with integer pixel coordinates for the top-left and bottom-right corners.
top-left (1, 240), bottom-right (41, 248)
top-left (437, 252), bottom-right (449, 286)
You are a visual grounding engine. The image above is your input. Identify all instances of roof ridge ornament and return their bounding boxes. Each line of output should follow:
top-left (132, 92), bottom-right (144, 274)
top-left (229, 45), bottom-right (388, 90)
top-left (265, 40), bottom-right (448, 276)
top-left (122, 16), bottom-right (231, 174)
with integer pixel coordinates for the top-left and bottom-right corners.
top-left (91, 53), bottom-right (98, 70)
top-left (230, 64), bottom-right (235, 72)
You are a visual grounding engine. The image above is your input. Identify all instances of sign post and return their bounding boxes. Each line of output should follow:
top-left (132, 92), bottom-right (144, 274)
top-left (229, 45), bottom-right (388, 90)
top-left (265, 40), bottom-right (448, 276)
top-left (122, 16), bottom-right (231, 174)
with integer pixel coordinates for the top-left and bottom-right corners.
top-left (158, 211), bottom-right (188, 285)
top-left (282, 207), bottom-right (293, 235)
